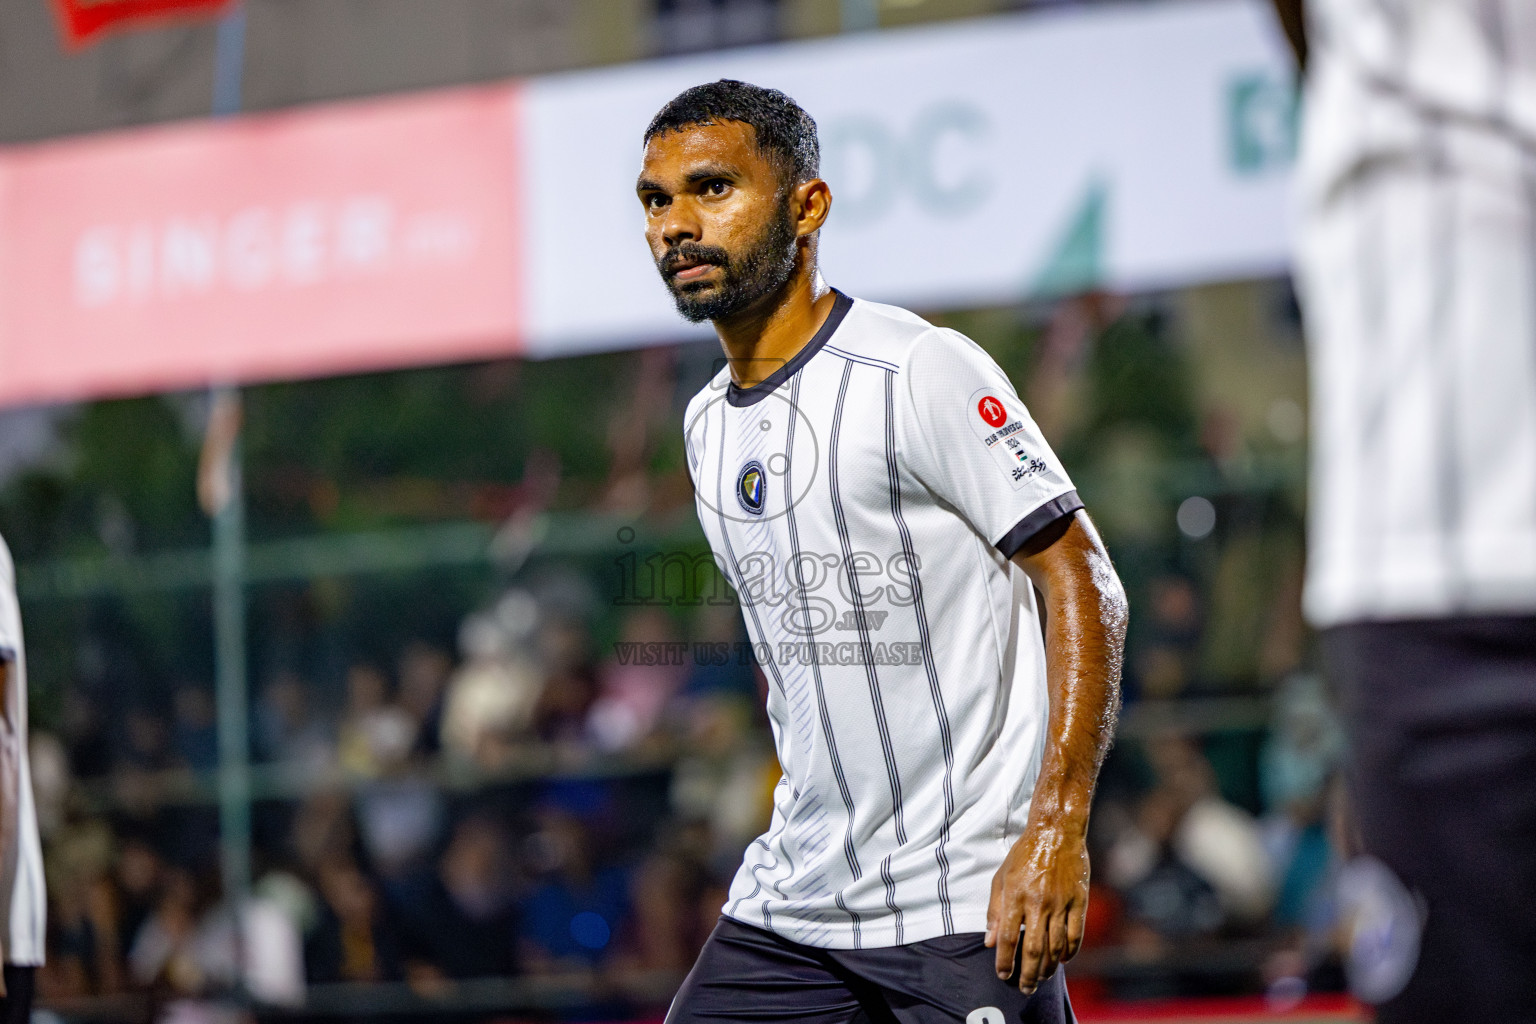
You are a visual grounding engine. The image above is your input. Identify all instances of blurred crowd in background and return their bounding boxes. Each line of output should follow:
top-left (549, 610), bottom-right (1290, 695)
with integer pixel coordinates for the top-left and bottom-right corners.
top-left (35, 600), bottom-right (774, 1008)
top-left (0, 282), bottom-right (1358, 1015)
top-left (24, 610), bottom-right (1353, 1012)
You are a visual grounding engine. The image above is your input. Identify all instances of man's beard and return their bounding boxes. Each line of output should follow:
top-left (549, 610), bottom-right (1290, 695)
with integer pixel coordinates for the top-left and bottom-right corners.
top-left (658, 202), bottom-right (798, 324)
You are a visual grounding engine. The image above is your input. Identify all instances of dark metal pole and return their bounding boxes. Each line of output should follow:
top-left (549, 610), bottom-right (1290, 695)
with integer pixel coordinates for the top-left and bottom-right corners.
top-left (209, 1), bottom-right (251, 929)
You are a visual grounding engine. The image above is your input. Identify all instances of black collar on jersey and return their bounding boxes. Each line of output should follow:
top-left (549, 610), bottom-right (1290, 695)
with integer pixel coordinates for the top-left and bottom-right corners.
top-left (725, 289), bottom-right (854, 408)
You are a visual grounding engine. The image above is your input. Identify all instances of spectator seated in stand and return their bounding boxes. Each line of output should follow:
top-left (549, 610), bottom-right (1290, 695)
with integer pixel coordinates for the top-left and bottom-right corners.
top-left (390, 814), bottom-right (521, 982)
top-left (337, 662), bottom-right (417, 779)
top-left (518, 798), bottom-right (630, 974)
top-left (1258, 673), bottom-right (1343, 931)
top-left (396, 641), bottom-right (453, 760)
top-left (587, 608), bottom-right (688, 753)
top-left (532, 616), bottom-right (599, 747)
top-left (170, 684), bottom-right (218, 774)
top-left (306, 861), bottom-right (403, 985)
top-left (1105, 737), bottom-right (1275, 948)
top-left (613, 833), bottom-right (712, 975)
top-left (255, 670), bottom-right (335, 771)
top-left (440, 593), bottom-right (545, 769)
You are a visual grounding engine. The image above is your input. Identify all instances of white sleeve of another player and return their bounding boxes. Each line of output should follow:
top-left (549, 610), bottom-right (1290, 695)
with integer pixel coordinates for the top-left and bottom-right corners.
top-left (0, 538), bottom-right (18, 662)
top-left (897, 328), bottom-right (1081, 557)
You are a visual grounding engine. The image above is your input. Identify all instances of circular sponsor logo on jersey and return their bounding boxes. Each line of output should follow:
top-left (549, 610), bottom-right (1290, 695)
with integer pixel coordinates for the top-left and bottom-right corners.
top-left (737, 460), bottom-right (766, 516)
top-left (977, 395), bottom-right (1008, 428)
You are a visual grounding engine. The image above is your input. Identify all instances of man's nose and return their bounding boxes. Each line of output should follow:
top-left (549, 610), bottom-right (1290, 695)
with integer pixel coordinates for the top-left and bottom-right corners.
top-left (660, 198), bottom-right (700, 249)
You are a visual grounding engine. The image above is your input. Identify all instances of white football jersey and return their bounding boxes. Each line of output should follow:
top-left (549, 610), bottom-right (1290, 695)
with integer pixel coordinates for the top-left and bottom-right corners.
top-left (0, 534), bottom-right (46, 965)
top-left (1298, 0), bottom-right (1536, 624)
top-left (683, 291), bottom-right (1081, 949)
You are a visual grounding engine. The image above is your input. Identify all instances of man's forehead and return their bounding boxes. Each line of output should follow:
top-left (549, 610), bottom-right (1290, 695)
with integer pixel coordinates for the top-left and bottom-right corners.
top-left (642, 119), bottom-right (762, 171)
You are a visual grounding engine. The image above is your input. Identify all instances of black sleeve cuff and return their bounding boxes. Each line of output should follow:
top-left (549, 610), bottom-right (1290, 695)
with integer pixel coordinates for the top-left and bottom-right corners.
top-left (994, 490), bottom-right (1084, 559)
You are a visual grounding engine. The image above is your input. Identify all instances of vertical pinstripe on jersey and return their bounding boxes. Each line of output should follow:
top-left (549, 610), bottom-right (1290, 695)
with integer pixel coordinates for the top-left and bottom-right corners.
top-left (1498, 3), bottom-right (1536, 617)
top-left (827, 359), bottom-right (907, 943)
top-left (1480, 0), bottom-right (1535, 555)
top-left (782, 374), bottom-right (865, 946)
top-left (709, 405), bottom-right (780, 927)
top-left (1426, 116), bottom-right (1466, 600)
top-left (707, 399), bottom-right (785, 930)
top-left (1477, 0), bottom-right (1508, 103)
top-left (705, 402), bottom-right (785, 704)
top-left (1527, 149), bottom-right (1536, 529)
top-left (711, 388), bottom-right (847, 948)
top-left (1350, 113), bottom-right (1390, 608)
top-left (883, 372), bottom-right (958, 934)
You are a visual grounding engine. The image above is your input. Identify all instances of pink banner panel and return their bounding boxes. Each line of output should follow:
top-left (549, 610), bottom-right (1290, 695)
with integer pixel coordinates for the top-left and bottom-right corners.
top-left (0, 84), bottom-right (524, 408)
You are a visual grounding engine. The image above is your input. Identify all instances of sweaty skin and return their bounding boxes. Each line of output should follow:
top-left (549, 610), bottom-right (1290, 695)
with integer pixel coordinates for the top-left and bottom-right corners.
top-left (638, 117), bottom-right (1127, 995)
top-left (991, 513), bottom-right (1126, 993)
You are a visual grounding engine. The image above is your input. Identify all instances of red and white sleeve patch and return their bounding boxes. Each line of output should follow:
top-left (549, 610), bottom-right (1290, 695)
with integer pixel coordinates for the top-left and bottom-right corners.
top-left (967, 387), bottom-right (1049, 491)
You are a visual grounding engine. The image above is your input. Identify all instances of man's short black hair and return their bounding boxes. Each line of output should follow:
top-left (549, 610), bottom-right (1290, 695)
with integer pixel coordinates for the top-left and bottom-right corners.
top-left (644, 79), bottom-right (819, 187)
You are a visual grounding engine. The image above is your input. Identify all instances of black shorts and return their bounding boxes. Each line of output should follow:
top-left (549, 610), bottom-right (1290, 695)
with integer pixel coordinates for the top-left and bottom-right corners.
top-left (0, 966), bottom-right (34, 1024)
top-left (1325, 615), bottom-right (1536, 1024)
top-left (666, 916), bottom-right (1076, 1024)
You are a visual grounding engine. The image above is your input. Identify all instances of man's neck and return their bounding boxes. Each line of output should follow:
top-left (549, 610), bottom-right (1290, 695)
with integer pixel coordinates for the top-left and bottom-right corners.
top-left (714, 268), bottom-right (838, 389)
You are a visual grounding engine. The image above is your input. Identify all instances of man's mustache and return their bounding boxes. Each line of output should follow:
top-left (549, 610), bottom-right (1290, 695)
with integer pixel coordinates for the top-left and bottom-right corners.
top-left (660, 243), bottom-right (731, 278)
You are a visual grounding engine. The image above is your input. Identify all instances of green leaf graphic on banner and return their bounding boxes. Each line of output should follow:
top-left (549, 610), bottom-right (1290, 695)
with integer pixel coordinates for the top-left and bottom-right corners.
top-left (1227, 73), bottom-right (1298, 173)
top-left (1028, 180), bottom-right (1106, 298)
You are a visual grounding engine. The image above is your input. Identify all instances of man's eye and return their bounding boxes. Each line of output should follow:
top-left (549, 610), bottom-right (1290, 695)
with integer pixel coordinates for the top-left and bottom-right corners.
top-left (646, 194), bottom-right (668, 210)
top-left (705, 180), bottom-right (729, 196)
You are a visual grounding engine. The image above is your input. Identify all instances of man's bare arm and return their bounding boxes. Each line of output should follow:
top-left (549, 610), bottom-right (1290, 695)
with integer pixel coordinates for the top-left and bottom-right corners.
top-left (985, 511), bottom-right (1126, 992)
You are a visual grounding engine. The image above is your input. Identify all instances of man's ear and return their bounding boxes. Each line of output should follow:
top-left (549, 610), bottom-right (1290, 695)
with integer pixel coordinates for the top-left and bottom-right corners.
top-left (793, 178), bottom-right (832, 238)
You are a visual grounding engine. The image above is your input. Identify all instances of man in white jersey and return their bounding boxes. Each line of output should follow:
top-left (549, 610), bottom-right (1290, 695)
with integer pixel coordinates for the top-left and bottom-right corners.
top-left (636, 80), bottom-right (1127, 1023)
top-left (1276, 0), bottom-right (1536, 1018)
top-left (0, 532), bottom-right (46, 1021)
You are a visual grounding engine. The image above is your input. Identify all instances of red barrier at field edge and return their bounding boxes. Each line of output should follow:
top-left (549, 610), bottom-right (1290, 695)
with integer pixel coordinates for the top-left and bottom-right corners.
top-left (578, 994), bottom-right (1367, 1024)
top-left (1075, 993), bottom-right (1368, 1022)
top-left (0, 84), bottom-right (524, 407)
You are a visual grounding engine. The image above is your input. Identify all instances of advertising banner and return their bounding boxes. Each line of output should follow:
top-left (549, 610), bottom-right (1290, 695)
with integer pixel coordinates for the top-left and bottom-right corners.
top-left (0, 0), bottom-right (1294, 407)
top-left (521, 0), bottom-right (1296, 355)
top-left (0, 86), bottom-right (523, 407)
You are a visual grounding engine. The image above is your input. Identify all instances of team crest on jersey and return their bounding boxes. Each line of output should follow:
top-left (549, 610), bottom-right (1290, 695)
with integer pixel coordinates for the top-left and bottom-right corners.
top-left (737, 460), bottom-right (766, 515)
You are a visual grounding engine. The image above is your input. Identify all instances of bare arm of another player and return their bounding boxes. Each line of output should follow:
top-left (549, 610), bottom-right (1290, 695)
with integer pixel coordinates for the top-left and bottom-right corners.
top-left (986, 511), bottom-right (1126, 993)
